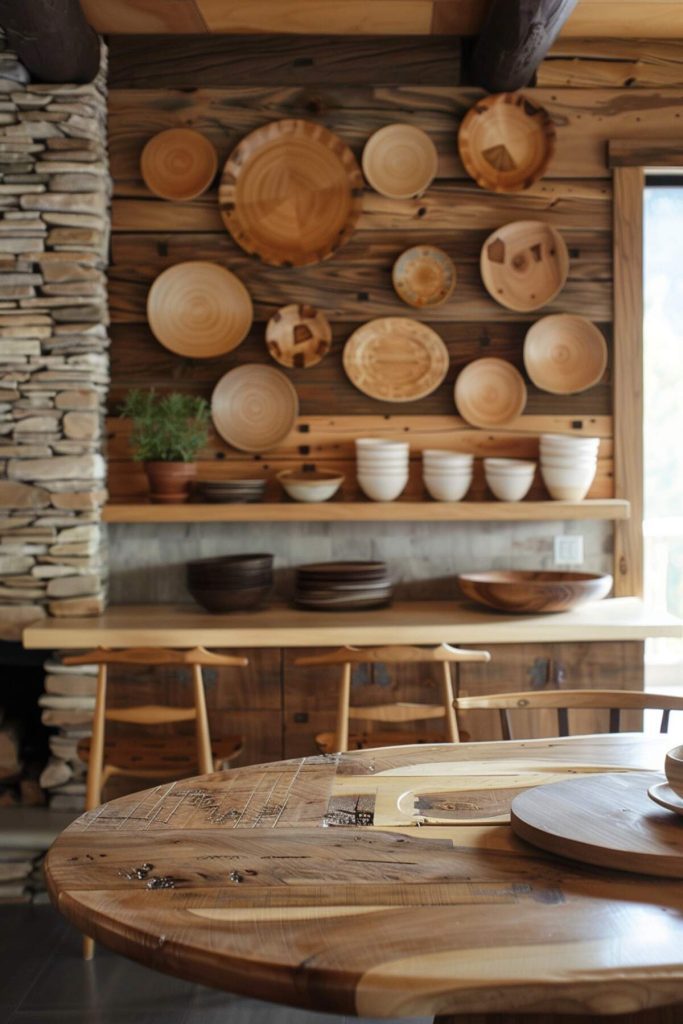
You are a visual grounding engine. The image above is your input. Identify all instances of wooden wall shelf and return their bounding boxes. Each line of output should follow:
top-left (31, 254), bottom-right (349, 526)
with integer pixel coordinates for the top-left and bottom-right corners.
top-left (102, 499), bottom-right (631, 524)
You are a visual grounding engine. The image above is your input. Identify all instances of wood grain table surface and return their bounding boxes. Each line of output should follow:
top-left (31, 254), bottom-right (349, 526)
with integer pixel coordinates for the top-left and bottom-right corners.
top-left (45, 734), bottom-right (683, 1022)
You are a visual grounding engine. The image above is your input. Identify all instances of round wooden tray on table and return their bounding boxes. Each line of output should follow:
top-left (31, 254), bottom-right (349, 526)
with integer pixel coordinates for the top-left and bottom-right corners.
top-left (480, 220), bottom-right (569, 312)
top-left (523, 314), bottom-right (608, 394)
top-left (458, 92), bottom-right (555, 193)
top-left (343, 317), bottom-right (449, 402)
top-left (211, 364), bottom-right (299, 453)
top-left (362, 123), bottom-right (438, 199)
top-left (266, 304), bottom-right (332, 369)
top-left (146, 261), bottom-right (253, 358)
top-left (140, 128), bottom-right (218, 201)
top-left (218, 119), bottom-right (363, 267)
top-left (392, 245), bottom-right (456, 308)
top-left (454, 356), bottom-right (527, 427)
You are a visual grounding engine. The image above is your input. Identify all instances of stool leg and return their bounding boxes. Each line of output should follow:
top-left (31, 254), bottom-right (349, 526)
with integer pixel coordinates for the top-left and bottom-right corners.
top-left (334, 662), bottom-right (352, 752)
top-left (441, 663), bottom-right (460, 742)
top-left (83, 936), bottom-right (95, 960)
top-left (192, 664), bottom-right (213, 774)
top-left (83, 663), bottom-right (107, 960)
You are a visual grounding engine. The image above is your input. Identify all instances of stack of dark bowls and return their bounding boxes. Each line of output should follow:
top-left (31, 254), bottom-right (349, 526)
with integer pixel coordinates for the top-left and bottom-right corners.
top-left (294, 561), bottom-right (392, 610)
top-left (187, 554), bottom-right (273, 612)
top-left (195, 479), bottom-right (266, 503)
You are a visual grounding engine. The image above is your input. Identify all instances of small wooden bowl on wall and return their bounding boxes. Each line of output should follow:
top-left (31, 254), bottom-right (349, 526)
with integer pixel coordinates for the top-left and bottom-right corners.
top-left (392, 246), bottom-right (456, 308)
top-left (480, 220), bottom-right (569, 313)
top-left (524, 314), bottom-right (608, 394)
top-left (458, 93), bottom-right (555, 193)
top-left (140, 128), bottom-right (218, 201)
top-left (362, 124), bottom-right (438, 199)
top-left (454, 357), bottom-right (527, 428)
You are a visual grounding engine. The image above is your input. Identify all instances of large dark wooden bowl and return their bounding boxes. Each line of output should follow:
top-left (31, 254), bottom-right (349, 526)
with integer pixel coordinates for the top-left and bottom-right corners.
top-left (457, 570), bottom-right (613, 613)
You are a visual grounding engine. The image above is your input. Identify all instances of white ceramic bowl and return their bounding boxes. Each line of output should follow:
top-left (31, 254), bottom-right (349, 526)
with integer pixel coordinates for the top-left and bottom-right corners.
top-left (356, 438), bottom-right (409, 453)
top-left (423, 473), bottom-right (472, 502)
top-left (484, 458), bottom-right (536, 474)
top-left (484, 459), bottom-right (535, 501)
top-left (540, 434), bottom-right (600, 450)
top-left (423, 449), bottom-right (474, 464)
top-left (540, 463), bottom-right (596, 500)
top-left (422, 466), bottom-right (474, 478)
top-left (277, 470), bottom-right (344, 503)
top-left (540, 454), bottom-right (598, 469)
top-left (357, 453), bottom-right (409, 464)
top-left (357, 472), bottom-right (408, 501)
top-left (665, 744), bottom-right (683, 799)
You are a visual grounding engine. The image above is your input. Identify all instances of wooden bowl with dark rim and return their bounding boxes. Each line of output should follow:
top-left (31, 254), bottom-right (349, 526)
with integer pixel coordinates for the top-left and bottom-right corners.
top-left (457, 570), bottom-right (613, 613)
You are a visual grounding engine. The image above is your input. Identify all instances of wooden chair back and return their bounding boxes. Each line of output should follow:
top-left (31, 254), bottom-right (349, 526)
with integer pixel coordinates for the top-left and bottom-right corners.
top-left (454, 689), bottom-right (683, 740)
top-left (63, 646), bottom-right (248, 668)
top-left (295, 644), bottom-right (491, 666)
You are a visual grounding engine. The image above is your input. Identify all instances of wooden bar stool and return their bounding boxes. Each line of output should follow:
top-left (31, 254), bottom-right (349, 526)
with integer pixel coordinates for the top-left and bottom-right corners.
top-left (63, 645), bottom-right (248, 960)
top-left (295, 644), bottom-right (491, 752)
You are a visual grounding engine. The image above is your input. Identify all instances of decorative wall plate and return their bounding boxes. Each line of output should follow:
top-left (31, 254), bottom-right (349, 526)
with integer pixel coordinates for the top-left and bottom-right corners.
top-left (146, 261), bottom-right (253, 359)
top-left (343, 318), bottom-right (449, 402)
top-left (454, 357), bottom-right (527, 428)
top-left (218, 119), bottom-right (363, 267)
top-left (480, 220), bottom-right (569, 312)
top-left (392, 245), bottom-right (456, 308)
top-left (362, 124), bottom-right (438, 199)
top-left (140, 128), bottom-right (218, 201)
top-left (211, 364), bottom-right (299, 452)
top-left (524, 314), bottom-right (608, 394)
top-left (266, 304), bottom-right (332, 369)
top-left (458, 93), bottom-right (555, 193)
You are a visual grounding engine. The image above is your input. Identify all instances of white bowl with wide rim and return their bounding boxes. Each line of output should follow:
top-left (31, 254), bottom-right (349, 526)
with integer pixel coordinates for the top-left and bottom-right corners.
top-left (357, 472), bottom-right (408, 501)
top-left (484, 459), bottom-right (535, 501)
top-left (540, 463), bottom-right (596, 500)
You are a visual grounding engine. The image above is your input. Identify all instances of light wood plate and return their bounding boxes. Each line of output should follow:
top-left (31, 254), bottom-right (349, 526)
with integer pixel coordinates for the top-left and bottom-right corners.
top-left (211, 364), bottom-right (299, 453)
top-left (480, 220), bottom-right (569, 312)
top-left (343, 318), bottom-right (449, 403)
top-left (392, 246), bottom-right (456, 308)
top-left (458, 92), bottom-right (555, 193)
top-left (218, 119), bottom-right (363, 267)
top-left (140, 128), bottom-right (218, 201)
top-left (146, 261), bottom-right (253, 359)
top-left (649, 781), bottom-right (683, 817)
top-left (266, 304), bottom-right (332, 369)
top-left (362, 124), bottom-right (438, 199)
top-left (511, 772), bottom-right (683, 877)
top-left (524, 314), bottom-right (608, 394)
top-left (454, 356), bottom-right (527, 427)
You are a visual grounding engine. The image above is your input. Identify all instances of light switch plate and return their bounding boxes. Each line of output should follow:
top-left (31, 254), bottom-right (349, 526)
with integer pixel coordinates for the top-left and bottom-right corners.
top-left (553, 534), bottom-right (584, 566)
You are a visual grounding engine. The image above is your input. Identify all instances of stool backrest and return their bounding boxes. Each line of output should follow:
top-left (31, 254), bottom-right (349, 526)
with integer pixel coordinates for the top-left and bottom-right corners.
top-left (63, 646), bottom-right (248, 668)
top-left (294, 644), bottom-right (490, 666)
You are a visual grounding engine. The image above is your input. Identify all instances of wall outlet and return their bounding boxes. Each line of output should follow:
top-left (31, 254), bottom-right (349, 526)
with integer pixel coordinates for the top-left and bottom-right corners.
top-left (553, 534), bottom-right (584, 566)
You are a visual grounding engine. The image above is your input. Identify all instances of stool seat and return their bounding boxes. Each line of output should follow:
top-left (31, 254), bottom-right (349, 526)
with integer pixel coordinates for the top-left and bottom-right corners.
top-left (77, 734), bottom-right (244, 776)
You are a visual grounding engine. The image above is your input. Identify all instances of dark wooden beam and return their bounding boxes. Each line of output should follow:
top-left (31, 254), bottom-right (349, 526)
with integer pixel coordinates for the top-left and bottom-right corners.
top-left (468, 0), bottom-right (579, 93)
top-left (1, 0), bottom-right (100, 84)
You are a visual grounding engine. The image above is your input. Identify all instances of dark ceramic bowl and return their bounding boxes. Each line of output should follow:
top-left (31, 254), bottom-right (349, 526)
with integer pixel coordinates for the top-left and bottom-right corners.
top-left (188, 583), bottom-right (271, 613)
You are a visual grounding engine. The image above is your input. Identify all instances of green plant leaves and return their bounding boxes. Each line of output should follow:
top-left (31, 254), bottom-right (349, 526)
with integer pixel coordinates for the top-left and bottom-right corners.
top-left (120, 389), bottom-right (210, 462)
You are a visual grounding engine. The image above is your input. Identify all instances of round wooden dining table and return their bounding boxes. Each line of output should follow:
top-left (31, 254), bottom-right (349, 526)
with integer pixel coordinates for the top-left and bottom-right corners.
top-left (45, 734), bottom-right (683, 1024)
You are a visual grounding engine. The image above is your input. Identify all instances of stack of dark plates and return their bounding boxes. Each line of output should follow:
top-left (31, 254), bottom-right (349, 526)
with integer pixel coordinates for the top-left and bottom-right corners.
top-left (294, 561), bottom-right (392, 610)
top-left (195, 479), bottom-right (266, 504)
top-left (187, 553), bottom-right (273, 612)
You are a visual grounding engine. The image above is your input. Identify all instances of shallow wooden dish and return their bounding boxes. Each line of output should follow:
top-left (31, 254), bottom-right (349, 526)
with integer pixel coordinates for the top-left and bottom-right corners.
top-left (211, 364), bottom-right (299, 453)
top-left (524, 314), bottom-right (608, 394)
top-left (147, 261), bottom-right (253, 359)
top-left (480, 221), bottom-right (569, 312)
top-left (648, 781), bottom-right (683, 816)
top-left (454, 357), bottom-right (527, 428)
top-left (457, 570), bottom-right (614, 613)
top-left (219, 118), bottom-right (363, 267)
top-left (362, 124), bottom-right (438, 199)
top-left (666, 744), bottom-right (683, 799)
top-left (343, 317), bottom-right (449, 402)
top-left (392, 246), bottom-right (456, 308)
top-left (458, 92), bottom-right (555, 193)
top-left (140, 128), bottom-right (218, 201)
top-left (266, 304), bottom-right (332, 368)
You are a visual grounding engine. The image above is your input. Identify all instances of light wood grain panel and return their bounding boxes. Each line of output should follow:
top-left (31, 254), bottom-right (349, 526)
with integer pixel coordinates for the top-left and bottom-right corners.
top-left (540, 39), bottom-right (683, 88)
top-left (196, 0), bottom-right (436, 35)
top-left (81, 0), bottom-right (208, 32)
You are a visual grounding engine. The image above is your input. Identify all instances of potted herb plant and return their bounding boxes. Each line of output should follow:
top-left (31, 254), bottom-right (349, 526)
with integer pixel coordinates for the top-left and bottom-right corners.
top-left (121, 389), bottom-right (210, 503)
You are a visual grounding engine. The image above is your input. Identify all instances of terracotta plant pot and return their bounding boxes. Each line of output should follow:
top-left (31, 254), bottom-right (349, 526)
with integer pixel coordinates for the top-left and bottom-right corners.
top-left (144, 461), bottom-right (196, 504)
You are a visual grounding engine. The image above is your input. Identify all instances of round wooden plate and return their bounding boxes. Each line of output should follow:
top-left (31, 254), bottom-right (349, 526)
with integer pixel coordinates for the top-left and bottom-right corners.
top-left (343, 317), bottom-right (449, 402)
top-left (392, 246), bottom-right (456, 308)
top-left (146, 261), bottom-right (253, 359)
top-left (454, 357), bottom-right (527, 427)
top-left (523, 314), bottom-right (608, 394)
top-left (140, 128), bottom-right (218, 201)
top-left (211, 364), bottom-right (299, 452)
top-left (266, 304), bottom-right (332, 369)
top-left (458, 93), bottom-right (555, 193)
top-left (362, 124), bottom-right (438, 199)
top-left (218, 119), bottom-right (363, 267)
top-left (480, 220), bottom-right (569, 313)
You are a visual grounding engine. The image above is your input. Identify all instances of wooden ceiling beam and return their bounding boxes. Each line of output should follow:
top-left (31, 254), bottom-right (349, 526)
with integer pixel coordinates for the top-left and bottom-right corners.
top-left (2, 0), bottom-right (101, 83)
top-left (469, 0), bottom-right (579, 91)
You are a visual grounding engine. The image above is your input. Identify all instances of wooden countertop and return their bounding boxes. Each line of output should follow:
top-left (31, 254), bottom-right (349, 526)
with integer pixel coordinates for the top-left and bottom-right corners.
top-left (45, 735), bottom-right (683, 1020)
top-left (23, 597), bottom-right (683, 649)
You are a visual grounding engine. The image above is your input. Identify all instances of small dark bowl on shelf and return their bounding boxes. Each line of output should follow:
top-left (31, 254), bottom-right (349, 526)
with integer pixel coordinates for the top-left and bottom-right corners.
top-left (188, 582), bottom-right (272, 613)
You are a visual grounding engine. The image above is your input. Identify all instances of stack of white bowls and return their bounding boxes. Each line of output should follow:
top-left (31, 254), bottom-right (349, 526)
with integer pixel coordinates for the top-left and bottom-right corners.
top-left (422, 449), bottom-right (474, 501)
top-left (483, 458), bottom-right (536, 501)
top-left (356, 438), bottom-right (409, 501)
top-left (539, 434), bottom-right (599, 500)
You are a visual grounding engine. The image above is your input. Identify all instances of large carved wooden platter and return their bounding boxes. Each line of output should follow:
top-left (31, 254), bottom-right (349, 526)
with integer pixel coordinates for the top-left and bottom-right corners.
top-left (146, 261), bottom-right (253, 359)
top-left (480, 220), bottom-right (569, 312)
top-left (343, 317), bottom-right (449, 402)
top-left (218, 119), bottom-right (363, 267)
top-left (458, 92), bottom-right (555, 193)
